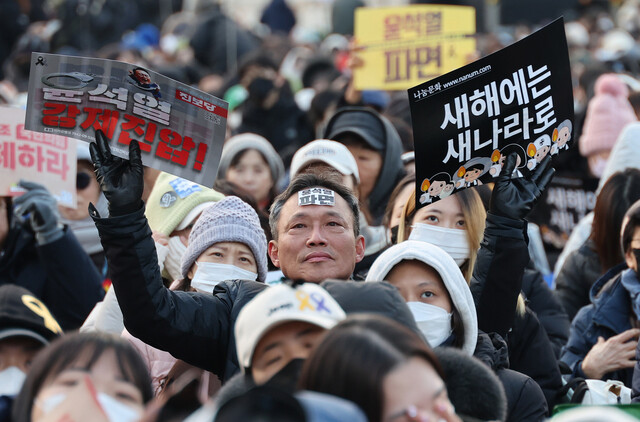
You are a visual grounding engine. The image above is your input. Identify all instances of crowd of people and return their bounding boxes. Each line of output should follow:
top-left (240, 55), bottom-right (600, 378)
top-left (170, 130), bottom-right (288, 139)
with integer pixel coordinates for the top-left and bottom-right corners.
top-left (4, 0), bottom-right (640, 421)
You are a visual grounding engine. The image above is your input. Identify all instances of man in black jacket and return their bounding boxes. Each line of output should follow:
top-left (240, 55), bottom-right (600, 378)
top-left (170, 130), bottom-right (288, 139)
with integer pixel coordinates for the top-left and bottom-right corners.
top-left (88, 130), bottom-right (374, 381)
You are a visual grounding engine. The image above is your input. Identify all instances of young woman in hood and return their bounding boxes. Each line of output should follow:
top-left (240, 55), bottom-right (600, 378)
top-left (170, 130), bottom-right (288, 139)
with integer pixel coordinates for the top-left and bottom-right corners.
top-left (365, 241), bottom-right (548, 422)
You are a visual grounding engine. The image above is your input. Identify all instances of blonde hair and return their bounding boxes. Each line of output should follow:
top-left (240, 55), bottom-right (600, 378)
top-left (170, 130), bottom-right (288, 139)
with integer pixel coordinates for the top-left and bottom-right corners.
top-left (397, 188), bottom-right (526, 316)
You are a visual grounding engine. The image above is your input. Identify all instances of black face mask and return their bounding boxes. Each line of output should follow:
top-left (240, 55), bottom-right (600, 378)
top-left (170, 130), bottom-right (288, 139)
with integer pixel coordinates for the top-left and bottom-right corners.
top-left (263, 358), bottom-right (305, 393)
top-left (389, 225), bottom-right (400, 245)
top-left (248, 77), bottom-right (275, 106)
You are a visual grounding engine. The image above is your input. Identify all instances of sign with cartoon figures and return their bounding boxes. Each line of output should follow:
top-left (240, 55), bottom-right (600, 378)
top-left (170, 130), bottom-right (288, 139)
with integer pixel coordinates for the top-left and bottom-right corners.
top-left (409, 18), bottom-right (573, 207)
top-left (353, 5), bottom-right (476, 91)
top-left (24, 53), bottom-right (228, 187)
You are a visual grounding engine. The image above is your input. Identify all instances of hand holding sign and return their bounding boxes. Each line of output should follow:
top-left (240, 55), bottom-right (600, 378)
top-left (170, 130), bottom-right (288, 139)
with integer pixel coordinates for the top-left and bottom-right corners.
top-left (13, 180), bottom-right (64, 245)
top-left (90, 129), bottom-right (143, 217)
top-left (490, 153), bottom-right (554, 221)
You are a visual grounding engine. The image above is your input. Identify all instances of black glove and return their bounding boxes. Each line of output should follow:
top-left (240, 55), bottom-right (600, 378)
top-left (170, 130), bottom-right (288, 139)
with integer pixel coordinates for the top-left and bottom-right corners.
top-left (490, 153), bottom-right (554, 221)
top-left (13, 180), bottom-right (63, 245)
top-left (90, 129), bottom-right (143, 217)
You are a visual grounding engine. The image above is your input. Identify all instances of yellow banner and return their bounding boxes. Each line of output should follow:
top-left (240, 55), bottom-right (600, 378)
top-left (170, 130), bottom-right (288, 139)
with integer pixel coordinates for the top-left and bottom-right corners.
top-left (353, 5), bottom-right (476, 91)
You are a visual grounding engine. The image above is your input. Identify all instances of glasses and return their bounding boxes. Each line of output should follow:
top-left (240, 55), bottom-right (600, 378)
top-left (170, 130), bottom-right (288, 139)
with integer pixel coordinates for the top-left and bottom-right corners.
top-left (76, 171), bottom-right (92, 190)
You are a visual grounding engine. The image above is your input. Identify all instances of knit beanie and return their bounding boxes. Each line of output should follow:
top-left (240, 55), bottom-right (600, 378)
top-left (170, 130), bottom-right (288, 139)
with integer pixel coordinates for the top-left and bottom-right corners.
top-left (579, 74), bottom-right (637, 157)
top-left (180, 196), bottom-right (268, 282)
top-left (217, 133), bottom-right (285, 186)
top-left (145, 172), bottom-right (225, 236)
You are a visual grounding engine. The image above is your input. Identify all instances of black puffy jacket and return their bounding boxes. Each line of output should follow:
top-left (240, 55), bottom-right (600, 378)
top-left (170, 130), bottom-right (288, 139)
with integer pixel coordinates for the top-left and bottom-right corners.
top-left (474, 332), bottom-right (547, 422)
top-left (554, 239), bottom-right (603, 321)
top-left (92, 205), bottom-right (420, 382)
top-left (470, 213), bottom-right (562, 411)
top-left (521, 268), bottom-right (570, 358)
top-left (0, 221), bottom-right (104, 329)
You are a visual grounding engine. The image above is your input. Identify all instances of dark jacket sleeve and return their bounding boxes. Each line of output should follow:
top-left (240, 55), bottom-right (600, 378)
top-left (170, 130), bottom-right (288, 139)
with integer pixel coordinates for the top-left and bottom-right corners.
top-left (507, 308), bottom-right (563, 411)
top-left (37, 226), bottom-right (104, 329)
top-left (559, 304), bottom-right (595, 380)
top-left (471, 212), bottom-right (530, 338)
top-left (497, 368), bottom-right (548, 422)
top-left (92, 205), bottom-right (235, 376)
top-left (554, 241), bottom-right (601, 321)
top-left (521, 269), bottom-right (570, 358)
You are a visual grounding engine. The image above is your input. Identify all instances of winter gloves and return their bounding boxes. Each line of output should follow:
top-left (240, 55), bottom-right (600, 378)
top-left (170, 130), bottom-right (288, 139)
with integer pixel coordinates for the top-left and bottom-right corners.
top-left (490, 153), bottom-right (555, 222)
top-left (13, 180), bottom-right (64, 246)
top-left (89, 129), bottom-right (144, 217)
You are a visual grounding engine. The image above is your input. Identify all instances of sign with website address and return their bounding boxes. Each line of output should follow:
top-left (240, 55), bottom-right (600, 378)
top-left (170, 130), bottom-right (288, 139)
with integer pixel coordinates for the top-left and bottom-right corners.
top-left (24, 53), bottom-right (228, 187)
top-left (408, 18), bottom-right (573, 207)
top-left (353, 5), bottom-right (476, 91)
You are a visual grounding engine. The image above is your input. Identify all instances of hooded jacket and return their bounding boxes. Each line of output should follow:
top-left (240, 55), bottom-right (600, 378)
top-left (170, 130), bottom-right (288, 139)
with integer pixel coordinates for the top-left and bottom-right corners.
top-left (365, 240), bottom-right (478, 355)
top-left (323, 107), bottom-right (405, 225)
top-left (561, 263), bottom-right (632, 385)
top-left (0, 221), bottom-right (104, 330)
top-left (364, 241), bottom-right (546, 421)
top-left (91, 205), bottom-right (420, 382)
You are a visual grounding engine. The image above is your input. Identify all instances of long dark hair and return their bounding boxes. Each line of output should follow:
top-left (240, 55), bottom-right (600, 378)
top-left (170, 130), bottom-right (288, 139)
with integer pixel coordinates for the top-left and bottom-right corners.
top-left (228, 148), bottom-right (279, 209)
top-left (591, 169), bottom-right (640, 272)
top-left (12, 332), bottom-right (153, 422)
top-left (298, 314), bottom-right (443, 422)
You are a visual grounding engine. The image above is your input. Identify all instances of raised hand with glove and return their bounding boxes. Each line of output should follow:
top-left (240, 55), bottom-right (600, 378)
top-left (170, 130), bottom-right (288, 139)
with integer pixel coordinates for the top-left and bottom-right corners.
top-left (89, 129), bottom-right (144, 217)
top-left (472, 152), bottom-right (556, 338)
top-left (12, 180), bottom-right (64, 246)
top-left (490, 153), bottom-right (555, 223)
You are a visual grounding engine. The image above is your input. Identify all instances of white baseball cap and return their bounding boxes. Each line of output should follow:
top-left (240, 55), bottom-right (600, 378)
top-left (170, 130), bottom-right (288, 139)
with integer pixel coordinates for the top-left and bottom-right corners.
top-left (290, 140), bottom-right (360, 183)
top-left (235, 283), bottom-right (346, 370)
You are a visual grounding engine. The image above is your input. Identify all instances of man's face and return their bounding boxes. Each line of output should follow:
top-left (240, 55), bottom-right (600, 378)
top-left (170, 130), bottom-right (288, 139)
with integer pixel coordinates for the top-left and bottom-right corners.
top-left (268, 191), bottom-right (365, 283)
top-left (0, 336), bottom-right (43, 373)
top-left (135, 70), bottom-right (151, 85)
top-left (251, 321), bottom-right (325, 385)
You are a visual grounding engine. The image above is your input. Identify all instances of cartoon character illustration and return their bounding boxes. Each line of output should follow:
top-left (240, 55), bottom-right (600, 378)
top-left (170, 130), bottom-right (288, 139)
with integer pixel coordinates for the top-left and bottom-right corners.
top-left (550, 119), bottom-right (572, 155)
top-left (526, 134), bottom-right (552, 171)
top-left (489, 143), bottom-right (527, 178)
top-left (453, 157), bottom-right (493, 189)
top-left (419, 172), bottom-right (454, 205)
top-left (128, 67), bottom-right (162, 99)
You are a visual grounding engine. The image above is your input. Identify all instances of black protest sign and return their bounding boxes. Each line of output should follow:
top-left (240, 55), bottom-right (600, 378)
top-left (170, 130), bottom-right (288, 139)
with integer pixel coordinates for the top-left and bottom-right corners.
top-left (528, 175), bottom-right (598, 250)
top-left (408, 18), bottom-right (573, 207)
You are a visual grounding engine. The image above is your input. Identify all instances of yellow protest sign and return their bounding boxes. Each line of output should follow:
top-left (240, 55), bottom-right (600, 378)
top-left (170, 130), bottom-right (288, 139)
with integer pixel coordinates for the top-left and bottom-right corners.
top-left (353, 5), bottom-right (476, 91)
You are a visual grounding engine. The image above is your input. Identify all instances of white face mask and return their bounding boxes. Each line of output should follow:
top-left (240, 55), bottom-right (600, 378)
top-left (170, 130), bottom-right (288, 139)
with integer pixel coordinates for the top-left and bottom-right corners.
top-left (37, 392), bottom-right (141, 422)
top-left (0, 366), bottom-right (26, 397)
top-left (191, 262), bottom-right (258, 293)
top-left (408, 223), bottom-right (470, 266)
top-left (165, 236), bottom-right (187, 281)
top-left (406, 301), bottom-right (453, 348)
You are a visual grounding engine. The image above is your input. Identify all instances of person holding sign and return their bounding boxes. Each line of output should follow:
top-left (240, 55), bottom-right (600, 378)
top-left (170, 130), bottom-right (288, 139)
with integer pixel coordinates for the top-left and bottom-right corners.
top-left (86, 129), bottom-right (367, 381)
top-left (0, 181), bottom-right (104, 330)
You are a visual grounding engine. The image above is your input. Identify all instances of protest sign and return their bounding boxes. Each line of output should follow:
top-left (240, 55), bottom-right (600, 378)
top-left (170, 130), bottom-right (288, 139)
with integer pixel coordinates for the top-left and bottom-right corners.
top-left (408, 18), bottom-right (573, 208)
top-left (528, 175), bottom-right (598, 250)
top-left (353, 5), bottom-right (476, 91)
top-left (0, 106), bottom-right (76, 207)
top-left (25, 53), bottom-right (228, 187)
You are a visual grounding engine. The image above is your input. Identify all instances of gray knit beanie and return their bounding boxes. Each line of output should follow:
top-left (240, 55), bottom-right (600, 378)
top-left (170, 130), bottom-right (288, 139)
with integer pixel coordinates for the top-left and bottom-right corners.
top-left (217, 133), bottom-right (285, 186)
top-left (180, 196), bottom-right (268, 282)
